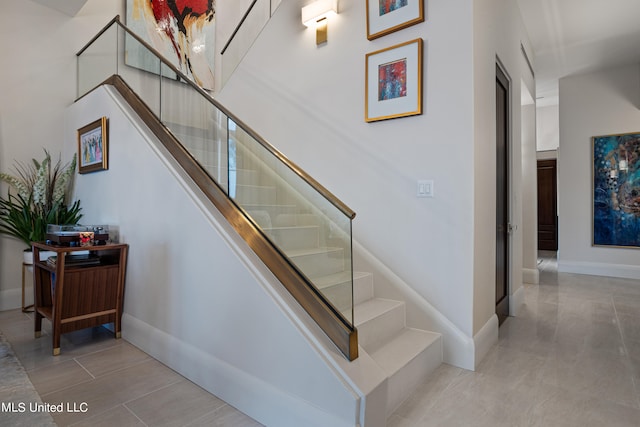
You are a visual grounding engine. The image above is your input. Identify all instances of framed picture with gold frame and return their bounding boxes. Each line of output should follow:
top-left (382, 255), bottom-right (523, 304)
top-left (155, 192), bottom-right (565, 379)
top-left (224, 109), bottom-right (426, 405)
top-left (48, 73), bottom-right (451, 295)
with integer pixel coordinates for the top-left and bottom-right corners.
top-left (365, 38), bottom-right (423, 122)
top-left (366, 0), bottom-right (424, 40)
top-left (77, 117), bottom-right (108, 174)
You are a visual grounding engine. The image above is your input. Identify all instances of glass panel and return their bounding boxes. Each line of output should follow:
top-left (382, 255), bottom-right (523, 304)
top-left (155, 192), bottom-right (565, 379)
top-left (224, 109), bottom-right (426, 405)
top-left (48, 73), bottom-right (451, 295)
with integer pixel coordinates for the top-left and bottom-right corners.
top-left (160, 70), bottom-right (229, 194)
top-left (220, 0), bottom-right (271, 88)
top-left (117, 27), bottom-right (161, 117)
top-left (229, 121), bottom-right (354, 325)
top-left (77, 25), bottom-right (118, 98)
top-left (77, 19), bottom-right (355, 332)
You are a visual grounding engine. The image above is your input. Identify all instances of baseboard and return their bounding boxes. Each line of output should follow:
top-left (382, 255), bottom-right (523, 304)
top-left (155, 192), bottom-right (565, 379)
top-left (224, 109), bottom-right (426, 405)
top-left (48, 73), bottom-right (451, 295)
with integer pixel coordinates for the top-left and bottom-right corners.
top-left (473, 314), bottom-right (498, 369)
top-left (522, 267), bottom-right (539, 284)
top-left (558, 260), bottom-right (640, 280)
top-left (510, 285), bottom-right (525, 317)
top-left (122, 314), bottom-right (355, 427)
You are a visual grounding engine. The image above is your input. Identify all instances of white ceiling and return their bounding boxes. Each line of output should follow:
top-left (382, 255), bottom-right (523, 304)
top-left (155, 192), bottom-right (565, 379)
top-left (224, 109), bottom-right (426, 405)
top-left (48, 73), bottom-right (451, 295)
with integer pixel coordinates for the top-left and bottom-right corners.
top-left (517, 0), bottom-right (640, 106)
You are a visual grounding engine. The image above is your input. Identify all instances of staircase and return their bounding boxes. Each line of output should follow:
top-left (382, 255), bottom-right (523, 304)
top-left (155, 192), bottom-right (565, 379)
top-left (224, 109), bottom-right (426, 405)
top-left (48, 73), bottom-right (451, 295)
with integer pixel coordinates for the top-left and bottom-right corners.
top-left (354, 273), bottom-right (442, 415)
top-left (78, 15), bottom-right (446, 425)
top-left (175, 124), bottom-right (443, 417)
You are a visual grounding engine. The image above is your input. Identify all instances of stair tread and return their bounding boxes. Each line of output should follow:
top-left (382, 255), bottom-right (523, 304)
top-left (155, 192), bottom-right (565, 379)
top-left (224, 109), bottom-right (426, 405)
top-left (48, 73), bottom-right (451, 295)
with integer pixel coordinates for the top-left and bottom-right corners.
top-left (369, 328), bottom-right (441, 374)
top-left (285, 247), bottom-right (343, 257)
top-left (243, 204), bottom-right (297, 209)
top-left (264, 225), bottom-right (319, 231)
top-left (313, 271), bottom-right (369, 289)
top-left (236, 183), bottom-right (276, 190)
top-left (353, 298), bottom-right (404, 326)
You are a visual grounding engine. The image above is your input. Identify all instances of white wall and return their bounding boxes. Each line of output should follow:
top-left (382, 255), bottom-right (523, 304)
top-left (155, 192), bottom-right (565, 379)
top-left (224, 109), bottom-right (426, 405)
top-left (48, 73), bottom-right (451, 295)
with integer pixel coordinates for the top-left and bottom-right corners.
top-left (215, 0), bottom-right (536, 367)
top-left (537, 104), bottom-right (559, 151)
top-left (558, 64), bottom-right (640, 278)
top-left (217, 0), bottom-right (477, 342)
top-left (472, 0), bottom-right (535, 345)
top-left (521, 101), bottom-right (538, 285)
top-left (0, 0), bottom-right (122, 310)
top-left (63, 86), bottom-right (384, 427)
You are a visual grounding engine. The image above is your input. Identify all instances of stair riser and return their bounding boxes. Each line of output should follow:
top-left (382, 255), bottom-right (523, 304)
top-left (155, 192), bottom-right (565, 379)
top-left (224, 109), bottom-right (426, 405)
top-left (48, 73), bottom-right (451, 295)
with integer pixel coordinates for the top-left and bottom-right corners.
top-left (353, 273), bottom-right (373, 306)
top-left (266, 226), bottom-right (319, 251)
top-left (199, 168), bottom-right (259, 186)
top-left (322, 282), bottom-right (352, 314)
top-left (234, 185), bottom-right (276, 205)
top-left (289, 250), bottom-right (345, 277)
top-left (244, 206), bottom-right (297, 225)
top-left (357, 304), bottom-right (405, 352)
top-left (386, 336), bottom-right (442, 416)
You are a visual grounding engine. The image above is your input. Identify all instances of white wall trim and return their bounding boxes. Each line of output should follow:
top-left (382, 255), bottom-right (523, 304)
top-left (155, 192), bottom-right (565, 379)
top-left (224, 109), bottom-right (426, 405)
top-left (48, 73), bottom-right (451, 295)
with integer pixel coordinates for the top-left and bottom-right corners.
top-left (123, 314), bottom-right (355, 427)
top-left (473, 314), bottom-right (498, 369)
top-left (510, 285), bottom-right (525, 317)
top-left (558, 259), bottom-right (640, 280)
top-left (522, 267), bottom-right (539, 284)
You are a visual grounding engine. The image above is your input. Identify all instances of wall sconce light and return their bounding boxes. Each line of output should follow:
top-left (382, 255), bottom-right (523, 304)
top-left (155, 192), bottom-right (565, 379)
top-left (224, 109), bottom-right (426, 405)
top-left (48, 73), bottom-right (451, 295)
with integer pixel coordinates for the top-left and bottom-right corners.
top-left (302, 0), bottom-right (338, 45)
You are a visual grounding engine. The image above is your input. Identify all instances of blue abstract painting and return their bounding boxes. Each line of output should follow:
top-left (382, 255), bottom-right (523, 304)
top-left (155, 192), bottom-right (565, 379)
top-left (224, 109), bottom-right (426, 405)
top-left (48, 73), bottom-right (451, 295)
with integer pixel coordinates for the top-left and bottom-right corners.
top-left (593, 132), bottom-right (640, 247)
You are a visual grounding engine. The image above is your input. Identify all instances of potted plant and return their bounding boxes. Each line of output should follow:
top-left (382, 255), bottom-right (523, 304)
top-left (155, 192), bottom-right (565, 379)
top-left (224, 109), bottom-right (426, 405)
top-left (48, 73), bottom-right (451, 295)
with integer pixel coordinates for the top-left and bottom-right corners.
top-left (0, 150), bottom-right (82, 263)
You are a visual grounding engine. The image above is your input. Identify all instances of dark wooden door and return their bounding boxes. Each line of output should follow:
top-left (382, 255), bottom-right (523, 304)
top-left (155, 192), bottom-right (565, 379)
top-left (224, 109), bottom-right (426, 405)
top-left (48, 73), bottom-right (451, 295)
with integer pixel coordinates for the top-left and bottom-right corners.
top-left (495, 65), bottom-right (509, 325)
top-left (537, 159), bottom-right (558, 250)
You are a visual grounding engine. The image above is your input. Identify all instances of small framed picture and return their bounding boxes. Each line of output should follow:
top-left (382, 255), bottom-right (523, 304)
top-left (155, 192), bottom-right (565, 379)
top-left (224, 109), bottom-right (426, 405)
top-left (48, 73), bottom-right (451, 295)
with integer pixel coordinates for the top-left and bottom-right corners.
top-left (77, 117), bottom-right (108, 174)
top-left (366, 0), bottom-right (424, 40)
top-left (365, 38), bottom-right (423, 122)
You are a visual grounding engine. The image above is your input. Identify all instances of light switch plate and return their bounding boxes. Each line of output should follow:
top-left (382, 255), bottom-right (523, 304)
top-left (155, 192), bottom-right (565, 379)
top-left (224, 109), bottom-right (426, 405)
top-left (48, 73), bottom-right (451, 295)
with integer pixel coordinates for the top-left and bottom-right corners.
top-left (417, 180), bottom-right (434, 198)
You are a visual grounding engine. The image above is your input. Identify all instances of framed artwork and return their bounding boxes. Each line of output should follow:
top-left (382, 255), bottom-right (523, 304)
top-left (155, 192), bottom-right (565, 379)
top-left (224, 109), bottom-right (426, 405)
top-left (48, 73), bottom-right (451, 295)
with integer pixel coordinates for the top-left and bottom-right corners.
top-left (78, 117), bottom-right (108, 174)
top-left (125, 0), bottom-right (216, 90)
top-left (366, 0), bottom-right (424, 40)
top-left (365, 38), bottom-right (423, 122)
top-left (592, 132), bottom-right (640, 248)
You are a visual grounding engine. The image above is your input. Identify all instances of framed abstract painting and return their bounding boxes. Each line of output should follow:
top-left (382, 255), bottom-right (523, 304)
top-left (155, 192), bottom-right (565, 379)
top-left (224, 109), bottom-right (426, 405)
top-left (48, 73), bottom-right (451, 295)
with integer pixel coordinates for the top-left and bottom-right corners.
top-left (78, 117), bottom-right (108, 174)
top-left (366, 0), bottom-right (424, 40)
top-left (592, 132), bottom-right (640, 248)
top-left (365, 38), bottom-right (423, 122)
top-left (125, 0), bottom-right (216, 90)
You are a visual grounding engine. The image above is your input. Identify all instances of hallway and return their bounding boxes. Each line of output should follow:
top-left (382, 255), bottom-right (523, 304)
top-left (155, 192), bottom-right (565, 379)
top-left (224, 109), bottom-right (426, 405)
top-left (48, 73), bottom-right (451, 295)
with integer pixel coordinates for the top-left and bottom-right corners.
top-left (389, 251), bottom-right (640, 426)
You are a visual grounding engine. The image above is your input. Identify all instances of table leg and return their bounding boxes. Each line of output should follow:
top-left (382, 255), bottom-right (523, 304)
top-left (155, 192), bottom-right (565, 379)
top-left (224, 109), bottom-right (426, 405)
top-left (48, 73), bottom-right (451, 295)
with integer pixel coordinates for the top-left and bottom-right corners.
top-left (34, 311), bottom-right (42, 338)
top-left (21, 263), bottom-right (34, 313)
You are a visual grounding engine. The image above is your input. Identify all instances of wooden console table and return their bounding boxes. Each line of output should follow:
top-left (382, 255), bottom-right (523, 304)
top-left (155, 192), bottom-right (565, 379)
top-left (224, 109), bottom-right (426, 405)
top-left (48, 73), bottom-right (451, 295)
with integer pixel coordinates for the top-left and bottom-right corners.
top-left (32, 242), bottom-right (129, 355)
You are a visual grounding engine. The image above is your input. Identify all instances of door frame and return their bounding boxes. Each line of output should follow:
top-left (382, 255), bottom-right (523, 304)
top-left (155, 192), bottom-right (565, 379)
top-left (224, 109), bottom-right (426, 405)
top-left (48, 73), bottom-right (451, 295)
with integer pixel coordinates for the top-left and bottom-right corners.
top-left (495, 59), bottom-right (512, 324)
top-left (537, 158), bottom-right (558, 251)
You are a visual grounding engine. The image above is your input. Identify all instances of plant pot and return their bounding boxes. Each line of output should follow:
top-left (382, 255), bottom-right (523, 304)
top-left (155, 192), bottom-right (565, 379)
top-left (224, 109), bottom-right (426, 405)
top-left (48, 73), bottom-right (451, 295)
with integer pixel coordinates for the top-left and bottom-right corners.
top-left (23, 250), bottom-right (56, 265)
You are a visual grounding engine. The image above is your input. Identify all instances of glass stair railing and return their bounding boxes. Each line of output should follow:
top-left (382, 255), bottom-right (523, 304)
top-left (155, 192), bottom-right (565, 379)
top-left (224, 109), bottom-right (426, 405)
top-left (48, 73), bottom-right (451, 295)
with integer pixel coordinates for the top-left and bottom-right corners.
top-left (76, 16), bottom-right (358, 360)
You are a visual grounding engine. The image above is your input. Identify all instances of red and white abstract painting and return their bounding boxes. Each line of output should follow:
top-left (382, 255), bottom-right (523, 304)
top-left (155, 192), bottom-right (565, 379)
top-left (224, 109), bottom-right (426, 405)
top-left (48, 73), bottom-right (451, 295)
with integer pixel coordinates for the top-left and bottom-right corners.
top-left (127, 0), bottom-right (216, 90)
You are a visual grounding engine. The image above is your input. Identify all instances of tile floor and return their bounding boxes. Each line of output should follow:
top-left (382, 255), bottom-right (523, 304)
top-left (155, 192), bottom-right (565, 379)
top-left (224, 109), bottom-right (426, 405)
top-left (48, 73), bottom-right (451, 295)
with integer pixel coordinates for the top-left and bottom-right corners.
top-left (389, 251), bottom-right (640, 426)
top-left (0, 310), bottom-right (264, 426)
top-left (2, 251), bottom-right (640, 426)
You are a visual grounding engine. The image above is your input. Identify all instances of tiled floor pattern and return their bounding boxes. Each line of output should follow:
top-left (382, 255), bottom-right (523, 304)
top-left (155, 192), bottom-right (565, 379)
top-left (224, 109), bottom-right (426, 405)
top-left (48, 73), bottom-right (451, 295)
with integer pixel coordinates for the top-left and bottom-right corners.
top-left (388, 251), bottom-right (640, 426)
top-left (3, 251), bottom-right (640, 426)
top-left (0, 310), bottom-right (263, 426)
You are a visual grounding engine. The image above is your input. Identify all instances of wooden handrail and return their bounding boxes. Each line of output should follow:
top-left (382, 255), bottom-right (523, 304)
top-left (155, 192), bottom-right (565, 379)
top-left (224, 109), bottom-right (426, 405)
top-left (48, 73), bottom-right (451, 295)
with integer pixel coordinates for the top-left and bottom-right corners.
top-left (76, 15), bottom-right (359, 360)
top-left (101, 75), bottom-right (358, 361)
